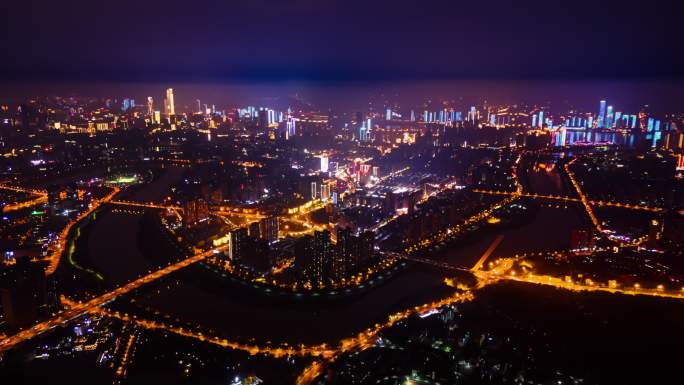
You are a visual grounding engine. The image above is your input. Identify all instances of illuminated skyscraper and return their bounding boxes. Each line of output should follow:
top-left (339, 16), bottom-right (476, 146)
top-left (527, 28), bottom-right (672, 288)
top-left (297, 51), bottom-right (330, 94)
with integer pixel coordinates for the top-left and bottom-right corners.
top-left (359, 118), bottom-right (372, 142)
top-left (598, 100), bottom-right (606, 128)
top-left (538, 111), bottom-right (544, 128)
top-left (606, 105), bottom-right (614, 128)
top-left (532, 114), bottom-right (537, 127)
top-left (268, 109), bottom-right (275, 125)
top-left (164, 88), bottom-right (175, 116)
top-left (122, 98), bottom-right (131, 111)
top-left (146, 97), bottom-right (154, 117)
top-left (321, 183), bottom-right (331, 201)
top-left (621, 114), bottom-right (629, 127)
top-left (320, 155), bottom-right (329, 173)
top-left (311, 182), bottom-right (318, 200)
top-left (468, 106), bottom-right (477, 123)
top-left (560, 127), bottom-right (567, 146)
top-left (385, 108), bottom-right (392, 121)
top-left (286, 117), bottom-right (296, 139)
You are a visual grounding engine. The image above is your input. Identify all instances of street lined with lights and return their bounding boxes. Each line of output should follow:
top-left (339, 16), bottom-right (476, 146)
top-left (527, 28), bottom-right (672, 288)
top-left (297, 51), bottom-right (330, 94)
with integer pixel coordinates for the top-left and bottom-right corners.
top-left (0, 183), bottom-right (49, 213)
top-left (472, 188), bottom-right (663, 212)
top-left (44, 186), bottom-right (120, 275)
top-left (0, 244), bottom-right (228, 353)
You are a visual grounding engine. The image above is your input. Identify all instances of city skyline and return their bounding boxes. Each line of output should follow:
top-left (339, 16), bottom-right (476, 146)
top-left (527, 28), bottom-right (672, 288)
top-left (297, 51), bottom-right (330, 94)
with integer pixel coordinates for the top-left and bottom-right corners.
top-left (1, 79), bottom-right (683, 115)
top-left (2, 87), bottom-right (684, 385)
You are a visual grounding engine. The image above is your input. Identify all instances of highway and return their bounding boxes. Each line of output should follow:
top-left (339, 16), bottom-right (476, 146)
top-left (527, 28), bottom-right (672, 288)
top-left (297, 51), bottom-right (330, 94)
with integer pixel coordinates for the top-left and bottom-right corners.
top-left (564, 158), bottom-right (650, 246)
top-left (2, 195), bottom-right (48, 213)
top-left (109, 200), bottom-right (264, 216)
top-left (0, 183), bottom-right (121, 275)
top-left (108, 200), bottom-right (181, 210)
top-left (0, 183), bottom-right (49, 213)
top-left (0, 183), bottom-right (47, 195)
top-left (470, 235), bottom-right (505, 271)
top-left (45, 186), bottom-right (120, 275)
top-left (506, 273), bottom-right (684, 300)
top-left (2, 152), bottom-right (678, 382)
top-left (404, 193), bottom-right (520, 254)
top-left (0, 244), bottom-right (228, 353)
top-left (402, 155), bottom-right (522, 255)
top-left (564, 158), bottom-right (603, 231)
top-left (296, 290), bottom-right (476, 385)
top-left (473, 189), bottom-right (663, 212)
top-left (385, 251), bottom-right (469, 272)
top-left (62, 297), bottom-right (333, 359)
top-left (387, 233), bottom-right (505, 272)
top-left (471, 254), bottom-right (684, 300)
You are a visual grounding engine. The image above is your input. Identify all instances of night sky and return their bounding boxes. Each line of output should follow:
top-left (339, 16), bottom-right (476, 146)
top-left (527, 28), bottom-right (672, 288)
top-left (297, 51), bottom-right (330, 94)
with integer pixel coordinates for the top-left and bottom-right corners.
top-left (2, 0), bottom-right (683, 83)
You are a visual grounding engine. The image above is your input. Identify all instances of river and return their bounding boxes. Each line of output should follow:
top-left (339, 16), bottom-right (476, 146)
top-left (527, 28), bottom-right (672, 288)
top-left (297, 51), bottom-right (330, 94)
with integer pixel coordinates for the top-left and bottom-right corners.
top-left (76, 158), bottom-right (590, 346)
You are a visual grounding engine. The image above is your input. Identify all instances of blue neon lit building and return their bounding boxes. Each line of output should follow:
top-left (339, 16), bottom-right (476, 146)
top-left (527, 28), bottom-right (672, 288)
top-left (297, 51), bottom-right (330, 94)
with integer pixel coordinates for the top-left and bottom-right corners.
top-left (598, 100), bottom-right (607, 128)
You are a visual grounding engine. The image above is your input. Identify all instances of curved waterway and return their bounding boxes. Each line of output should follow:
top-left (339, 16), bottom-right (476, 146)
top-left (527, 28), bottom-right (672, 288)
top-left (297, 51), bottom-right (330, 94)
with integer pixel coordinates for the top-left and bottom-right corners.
top-left (76, 162), bottom-right (587, 346)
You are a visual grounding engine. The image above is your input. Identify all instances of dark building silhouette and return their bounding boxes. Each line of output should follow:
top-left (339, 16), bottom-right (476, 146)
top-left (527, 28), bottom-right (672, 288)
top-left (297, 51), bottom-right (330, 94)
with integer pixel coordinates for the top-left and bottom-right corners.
top-left (663, 210), bottom-right (684, 245)
top-left (228, 227), bottom-right (248, 260)
top-left (294, 230), bottom-right (332, 285)
top-left (258, 109), bottom-right (268, 129)
top-left (570, 229), bottom-right (595, 252)
top-left (0, 258), bottom-right (51, 331)
top-left (248, 221), bottom-right (260, 239)
top-left (241, 237), bottom-right (271, 273)
top-left (331, 227), bottom-right (375, 281)
top-left (259, 216), bottom-right (279, 243)
top-left (183, 198), bottom-right (209, 228)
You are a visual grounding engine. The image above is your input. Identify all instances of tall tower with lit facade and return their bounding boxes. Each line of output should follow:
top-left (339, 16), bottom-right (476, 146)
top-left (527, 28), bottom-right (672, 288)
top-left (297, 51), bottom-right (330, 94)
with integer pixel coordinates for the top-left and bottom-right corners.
top-left (606, 105), bottom-right (614, 128)
top-left (146, 96), bottom-right (154, 117)
top-left (164, 88), bottom-right (175, 116)
top-left (598, 100), bottom-right (607, 128)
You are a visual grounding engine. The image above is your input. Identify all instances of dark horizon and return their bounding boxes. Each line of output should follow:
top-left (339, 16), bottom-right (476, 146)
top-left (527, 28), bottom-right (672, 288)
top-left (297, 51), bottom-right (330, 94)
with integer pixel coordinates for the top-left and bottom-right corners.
top-left (2, 0), bottom-right (683, 83)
